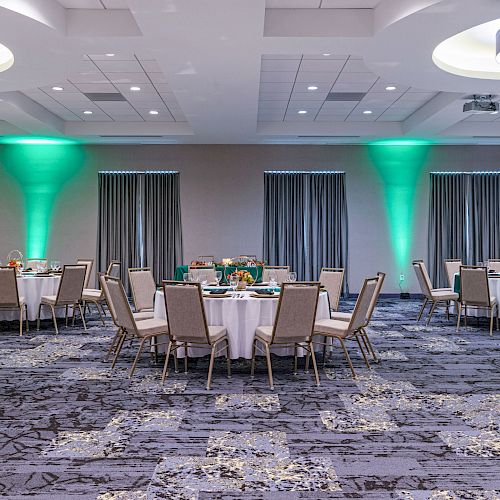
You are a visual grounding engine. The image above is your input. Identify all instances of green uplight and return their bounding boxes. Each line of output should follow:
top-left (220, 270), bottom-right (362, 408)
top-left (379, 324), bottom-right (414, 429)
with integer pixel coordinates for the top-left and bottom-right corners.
top-left (368, 139), bottom-right (432, 280)
top-left (0, 137), bottom-right (85, 258)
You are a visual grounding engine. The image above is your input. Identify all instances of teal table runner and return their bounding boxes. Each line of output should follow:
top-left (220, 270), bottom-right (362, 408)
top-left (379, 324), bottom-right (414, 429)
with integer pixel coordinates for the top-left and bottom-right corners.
top-left (174, 265), bottom-right (263, 283)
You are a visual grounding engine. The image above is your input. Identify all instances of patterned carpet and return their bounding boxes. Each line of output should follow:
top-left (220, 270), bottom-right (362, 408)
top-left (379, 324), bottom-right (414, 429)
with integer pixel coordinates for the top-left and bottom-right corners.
top-left (0, 298), bottom-right (499, 499)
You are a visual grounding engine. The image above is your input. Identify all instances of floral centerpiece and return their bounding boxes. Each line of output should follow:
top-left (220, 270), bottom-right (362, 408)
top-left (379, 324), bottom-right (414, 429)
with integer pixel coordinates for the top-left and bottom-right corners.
top-left (228, 270), bottom-right (255, 289)
top-left (7, 250), bottom-right (24, 274)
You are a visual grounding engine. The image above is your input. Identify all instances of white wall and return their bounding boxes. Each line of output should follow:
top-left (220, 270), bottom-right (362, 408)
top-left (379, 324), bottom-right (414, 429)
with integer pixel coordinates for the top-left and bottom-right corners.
top-left (1, 144), bottom-right (499, 293)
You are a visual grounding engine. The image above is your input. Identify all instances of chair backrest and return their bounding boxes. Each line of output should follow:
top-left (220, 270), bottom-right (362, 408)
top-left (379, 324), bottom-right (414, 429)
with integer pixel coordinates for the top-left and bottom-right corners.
top-left (347, 277), bottom-right (379, 331)
top-left (128, 267), bottom-right (156, 311)
top-left (263, 266), bottom-right (290, 285)
top-left (104, 275), bottom-right (136, 332)
top-left (271, 282), bottom-right (320, 343)
top-left (26, 258), bottom-right (48, 271)
top-left (488, 259), bottom-right (500, 273)
top-left (0, 267), bottom-right (20, 307)
top-left (460, 265), bottom-right (491, 307)
top-left (162, 281), bottom-right (210, 344)
top-left (365, 271), bottom-right (386, 324)
top-left (233, 255), bottom-right (257, 262)
top-left (412, 260), bottom-right (432, 298)
top-left (319, 267), bottom-right (344, 311)
top-left (55, 265), bottom-right (86, 304)
top-left (76, 258), bottom-right (94, 288)
top-left (188, 265), bottom-right (216, 283)
top-left (106, 260), bottom-right (121, 278)
top-left (197, 255), bottom-right (215, 264)
top-left (444, 259), bottom-right (462, 288)
top-left (99, 273), bottom-right (117, 324)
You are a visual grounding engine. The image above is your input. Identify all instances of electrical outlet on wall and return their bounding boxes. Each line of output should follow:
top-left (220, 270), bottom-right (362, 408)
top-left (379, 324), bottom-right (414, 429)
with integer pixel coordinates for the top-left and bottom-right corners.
top-left (399, 274), bottom-right (405, 281)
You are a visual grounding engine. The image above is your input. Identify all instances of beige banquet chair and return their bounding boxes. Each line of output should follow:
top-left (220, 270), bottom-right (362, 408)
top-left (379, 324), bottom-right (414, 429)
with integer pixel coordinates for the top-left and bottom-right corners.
top-left (104, 275), bottom-right (170, 378)
top-left (161, 281), bottom-right (231, 390)
top-left (319, 267), bottom-right (344, 313)
top-left (37, 264), bottom-right (87, 334)
top-left (262, 265), bottom-right (290, 285)
top-left (487, 259), bottom-right (500, 273)
top-left (251, 282), bottom-right (321, 390)
top-left (412, 260), bottom-right (459, 324)
top-left (0, 267), bottom-right (28, 336)
top-left (128, 267), bottom-right (156, 313)
top-left (99, 273), bottom-right (155, 361)
top-left (188, 265), bottom-right (217, 284)
top-left (25, 258), bottom-right (48, 271)
top-left (327, 271), bottom-right (386, 363)
top-left (457, 265), bottom-right (499, 336)
top-left (444, 259), bottom-right (462, 290)
top-left (312, 277), bottom-right (379, 378)
top-left (76, 258), bottom-right (94, 288)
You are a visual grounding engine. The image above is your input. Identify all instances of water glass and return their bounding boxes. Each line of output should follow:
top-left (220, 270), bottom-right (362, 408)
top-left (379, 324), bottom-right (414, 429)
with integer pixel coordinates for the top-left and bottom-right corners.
top-left (229, 276), bottom-right (239, 294)
top-left (53, 260), bottom-right (61, 271)
top-left (288, 272), bottom-right (297, 282)
top-left (183, 272), bottom-right (192, 282)
top-left (215, 270), bottom-right (222, 286)
top-left (269, 271), bottom-right (277, 287)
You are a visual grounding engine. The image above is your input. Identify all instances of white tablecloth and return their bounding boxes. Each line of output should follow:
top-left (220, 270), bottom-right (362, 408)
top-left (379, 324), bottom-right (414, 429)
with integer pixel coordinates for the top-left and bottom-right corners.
top-left (0, 275), bottom-right (61, 322)
top-left (452, 274), bottom-right (500, 317)
top-left (153, 289), bottom-right (331, 359)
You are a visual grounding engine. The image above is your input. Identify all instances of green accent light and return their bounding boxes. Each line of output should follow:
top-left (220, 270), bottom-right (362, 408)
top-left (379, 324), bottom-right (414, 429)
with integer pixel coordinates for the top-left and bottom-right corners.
top-left (368, 139), bottom-right (432, 280)
top-left (0, 137), bottom-right (84, 258)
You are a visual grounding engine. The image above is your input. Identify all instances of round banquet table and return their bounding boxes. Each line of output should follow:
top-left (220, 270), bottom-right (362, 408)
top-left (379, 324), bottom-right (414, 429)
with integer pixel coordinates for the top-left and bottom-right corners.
top-left (0, 274), bottom-right (61, 322)
top-left (153, 288), bottom-right (330, 359)
top-left (452, 273), bottom-right (500, 317)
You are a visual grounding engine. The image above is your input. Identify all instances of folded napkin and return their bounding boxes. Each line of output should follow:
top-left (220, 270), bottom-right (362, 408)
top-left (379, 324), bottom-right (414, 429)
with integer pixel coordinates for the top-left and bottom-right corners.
top-left (209, 289), bottom-right (227, 295)
top-left (254, 290), bottom-right (274, 295)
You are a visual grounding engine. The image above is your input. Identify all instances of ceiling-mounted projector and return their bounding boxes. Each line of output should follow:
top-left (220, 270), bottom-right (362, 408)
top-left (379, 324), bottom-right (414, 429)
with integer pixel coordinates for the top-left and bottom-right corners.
top-left (463, 95), bottom-right (499, 113)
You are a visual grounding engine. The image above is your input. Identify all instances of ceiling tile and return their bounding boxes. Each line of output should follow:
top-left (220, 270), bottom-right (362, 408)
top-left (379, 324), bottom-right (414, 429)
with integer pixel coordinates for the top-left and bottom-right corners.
top-left (147, 73), bottom-right (168, 84)
top-left (290, 91), bottom-right (328, 101)
top-left (259, 101), bottom-right (289, 110)
top-left (153, 83), bottom-right (172, 93)
top-left (292, 82), bottom-right (332, 93)
top-left (299, 59), bottom-right (346, 72)
top-left (266, 0), bottom-right (320, 7)
top-left (260, 72), bottom-right (297, 83)
top-left (330, 82), bottom-right (374, 92)
top-left (74, 83), bottom-right (119, 93)
top-left (262, 54), bottom-right (301, 60)
top-left (370, 81), bottom-right (410, 93)
top-left (114, 83), bottom-right (157, 94)
top-left (342, 59), bottom-right (372, 72)
top-left (295, 72), bottom-right (338, 83)
top-left (68, 72), bottom-right (109, 84)
top-left (139, 60), bottom-right (162, 72)
top-left (261, 59), bottom-right (301, 72)
top-left (259, 82), bottom-right (294, 93)
top-left (303, 54), bottom-right (349, 60)
top-left (336, 72), bottom-right (378, 84)
top-left (105, 72), bottom-right (151, 84)
top-left (88, 53), bottom-right (137, 61)
top-left (94, 60), bottom-right (143, 72)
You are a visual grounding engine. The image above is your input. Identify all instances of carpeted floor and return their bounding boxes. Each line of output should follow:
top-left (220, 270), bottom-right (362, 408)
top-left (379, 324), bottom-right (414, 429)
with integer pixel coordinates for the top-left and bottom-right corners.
top-left (0, 298), bottom-right (499, 499)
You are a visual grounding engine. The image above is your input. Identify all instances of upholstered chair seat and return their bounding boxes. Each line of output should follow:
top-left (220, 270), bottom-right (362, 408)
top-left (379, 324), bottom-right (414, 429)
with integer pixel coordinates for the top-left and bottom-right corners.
top-left (134, 318), bottom-right (170, 338)
top-left (329, 311), bottom-right (351, 321)
top-left (40, 295), bottom-right (58, 305)
top-left (314, 318), bottom-right (350, 338)
top-left (133, 311), bottom-right (155, 321)
top-left (430, 289), bottom-right (459, 300)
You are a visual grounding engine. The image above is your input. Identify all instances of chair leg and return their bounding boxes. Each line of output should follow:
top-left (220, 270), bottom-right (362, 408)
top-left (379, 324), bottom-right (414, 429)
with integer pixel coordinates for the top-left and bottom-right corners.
top-left (19, 307), bottom-right (23, 337)
top-left (355, 335), bottom-right (371, 369)
top-left (50, 306), bottom-right (58, 334)
top-left (322, 341), bottom-right (327, 368)
top-left (496, 304), bottom-right (499, 332)
top-left (111, 330), bottom-right (127, 369)
top-left (95, 301), bottom-right (105, 326)
top-left (308, 342), bottom-right (320, 387)
top-left (105, 327), bottom-right (122, 361)
top-left (78, 303), bottom-right (87, 331)
top-left (161, 341), bottom-right (173, 383)
top-left (293, 344), bottom-right (298, 375)
top-left (129, 337), bottom-right (146, 378)
top-left (446, 301), bottom-right (450, 321)
top-left (264, 342), bottom-right (274, 390)
top-left (464, 305), bottom-right (468, 327)
top-left (65, 305), bottom-right (69, 327)
top-left (173, 349), bottom-right (179, 373)
top-left (25, 305), bottom-right (29, 333)
top-left (226, 339), bottom-right (231, 379)
top-left (36, 303), bottom-right (42, 331)
top-left (490, 306), bottom-right (494, 337)
top-left (417, 298), bottom-right (428, 321)
top-left (339, 338), bottom-right (356, 379)
top-left (250, 339), bottom-right (257, 378)
top-left (206, 344), bottom-right (216, 390)
top-left (426, 301), bottom-right (437, 326)
top-left (184, 342), bottom-right (188, 374)
top-left (361, 327), bottom-right (378, 362)
top-left (456, 302), bottom-right (462, 332)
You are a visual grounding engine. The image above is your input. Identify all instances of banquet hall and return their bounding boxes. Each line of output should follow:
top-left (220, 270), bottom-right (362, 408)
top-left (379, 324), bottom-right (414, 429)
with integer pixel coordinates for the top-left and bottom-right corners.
top-left (0, 1), bottom-right (499, 499)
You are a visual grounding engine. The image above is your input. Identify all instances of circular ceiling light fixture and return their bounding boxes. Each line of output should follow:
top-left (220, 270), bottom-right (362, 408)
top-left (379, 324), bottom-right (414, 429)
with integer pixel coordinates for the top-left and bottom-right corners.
top-left (298, 110), bottom-right (308, 114)
top-left (105, 53), bottom-right (115, 57)
top-left (130, 86), bottom-right (141, 91)
top-left (0, 43), bottom-right (14, 73)
top-left (307, 85), bottom-right (318, 90)
top-left (433, 18), bottom-right (500, 79)
top-left (83, 110), bottom-right (93, 115)
top-left (385, 86), bottom-right (397, 91)
top-left (363, 110), bottom-right (373, 114)
top-left (148, 110), bottom-right (159, 115)
top-left (52, 86), bottom-right (63, 91)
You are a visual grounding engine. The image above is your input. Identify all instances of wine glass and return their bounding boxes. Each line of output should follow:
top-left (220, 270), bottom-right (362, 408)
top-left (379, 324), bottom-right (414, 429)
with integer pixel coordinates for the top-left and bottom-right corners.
top-left (183, 272), bottom-right (192, 282)
top-left (54, 260), bottom-right (61, 271)
top-left (269, 271), bottom-right (277, 288)
top-left (229, 275), bottom-right (239, 295)
top-left (200, 272), bottom-right (208, 288)
top-left (215, 270), bottom-right (222, 287)
top-left (288, 272), bottom-right (297, 282)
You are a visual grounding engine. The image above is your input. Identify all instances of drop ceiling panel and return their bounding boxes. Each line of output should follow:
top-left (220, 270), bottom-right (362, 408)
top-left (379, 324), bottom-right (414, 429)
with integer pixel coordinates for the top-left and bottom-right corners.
top-left (74, 83), bottom-right (119, 93)
top-left (342, 59), bottom-right (372, 72)
top-left (94, 60), bottom-right (144, 73)
top-left (331, 82), bottom-right (374, 92)
top-left (115, 83), bottom-right (158, 94)
top-left (303, 54), bottom-right (349, 60)
top-left (266, 0), bottom-right (320, 7)
top-left (69, 72), bottom-right (109, 84)
top-left (295, 72), bottom-right (340, 83)
top-left (58, 0), bottom-right (103, 7)
top-left (292, 82), bottom-right (332, 93)
top-left (105, 72), bottom-right (151, 84)
top-left (261, 59), bottom-right (301, 72)
top-left (259, 92), bottom-right (291, 100)
top-left (147, 73), bottom-right (168, 84)
top-left (260, 72), bottom-right (297, 83)
top-left (299, 59), bottom-right (346, 72)
top-left (260, 82), bottom-right (295, 93)
top-left (290, 91), bottom-right (329, 101)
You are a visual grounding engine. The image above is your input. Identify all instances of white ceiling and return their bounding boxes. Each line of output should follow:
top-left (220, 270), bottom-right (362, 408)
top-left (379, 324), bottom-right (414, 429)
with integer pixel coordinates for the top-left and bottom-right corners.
top-left (0, 0), bottom-right (498, 144)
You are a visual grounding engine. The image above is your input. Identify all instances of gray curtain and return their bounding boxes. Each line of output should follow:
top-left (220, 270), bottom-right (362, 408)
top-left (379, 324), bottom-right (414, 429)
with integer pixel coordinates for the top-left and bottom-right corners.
top-left (97, 172), bottom-right (141, 290)
top-left (428, 173), bottom-right (468, 287)
top-left (142, 172), bottom-right (183, 284)
top-left (470, 172), bottom-right (500, 264)
top-left (263, 171), bottom-right (348, 292)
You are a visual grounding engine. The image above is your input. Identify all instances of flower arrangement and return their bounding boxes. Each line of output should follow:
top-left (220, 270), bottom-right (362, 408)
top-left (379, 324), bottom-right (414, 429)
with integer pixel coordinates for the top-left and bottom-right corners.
top-left (228, 270), bottom-right (255, 284)
top-left (7, 250), bottom-right (24, 274)
top-left (8, 259), bottom-right (22, 270)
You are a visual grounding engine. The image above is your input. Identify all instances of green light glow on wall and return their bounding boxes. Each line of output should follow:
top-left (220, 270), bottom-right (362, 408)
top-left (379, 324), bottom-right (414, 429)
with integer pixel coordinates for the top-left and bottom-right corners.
top-left (0, 136), bottom-right (84, 258)
top-left (368, 139), bottom-right (432, 275)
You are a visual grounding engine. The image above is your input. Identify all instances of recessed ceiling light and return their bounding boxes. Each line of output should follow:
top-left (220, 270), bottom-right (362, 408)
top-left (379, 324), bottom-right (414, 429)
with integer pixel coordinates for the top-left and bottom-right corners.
top-left (307, 85), bottom-right (319, 90)
top-left (322, 53), bottom-right (331, 56)
top-left (52, 86), bottom-right (63, 91)
top-left (83, 110), bottom-right (93, 115)
top-left (105, 53), bottom-right (115, 57)
top-left (130, 86), bottom-right (141, 91)
top-left (385, 86), bottom-right (397, 91)
top-left (363, 110), bottom-right (373, 114)
top-left (149, 110), bottom-right (159, 115)
top-left (298, 110), bottom-right (308, 114)
top-left (0, 42), bottom-right (14, 73)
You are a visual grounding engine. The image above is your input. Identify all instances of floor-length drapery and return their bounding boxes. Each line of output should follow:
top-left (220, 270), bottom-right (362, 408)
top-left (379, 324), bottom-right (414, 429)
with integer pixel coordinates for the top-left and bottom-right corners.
top-left (428, 173), bottom-right (468, 287)
top-left (142, 172), bottom-right (183, 284)
top-left (470, 172), bottom-right (500, 265)
top-left (263, 171), bottom-right (348, 292)
top-left (97, 172), bottom-right (141, 290)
